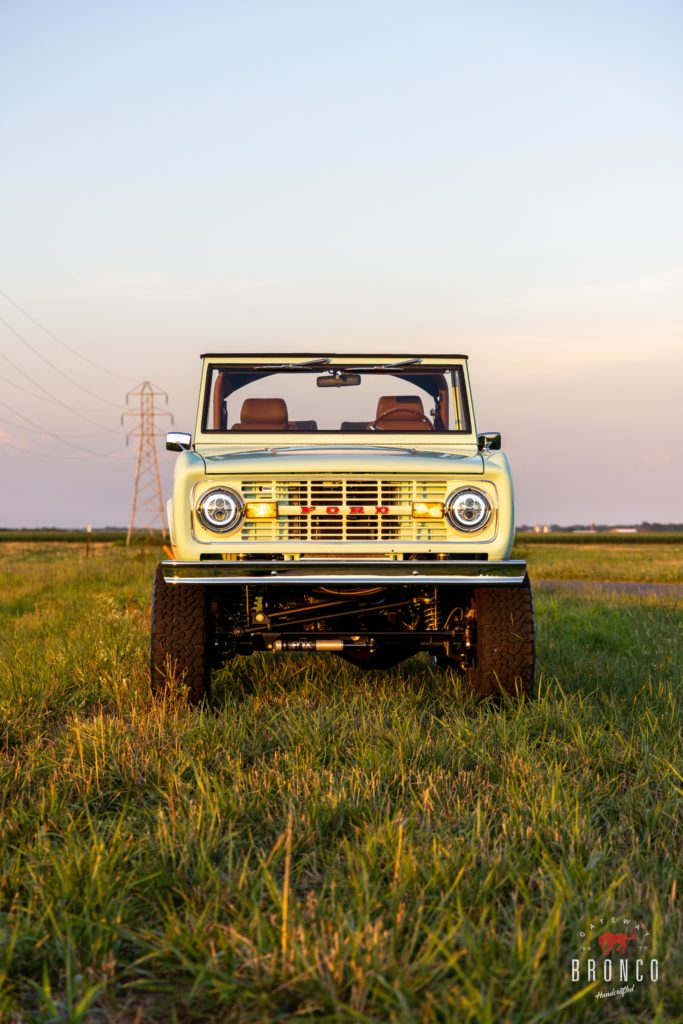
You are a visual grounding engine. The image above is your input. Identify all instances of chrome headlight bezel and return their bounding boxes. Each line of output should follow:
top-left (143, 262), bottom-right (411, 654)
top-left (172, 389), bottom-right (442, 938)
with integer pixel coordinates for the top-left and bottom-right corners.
top-left (445, 486), bottom-right (493, 533)
top-left (196, 487), bottom-right (245, 533)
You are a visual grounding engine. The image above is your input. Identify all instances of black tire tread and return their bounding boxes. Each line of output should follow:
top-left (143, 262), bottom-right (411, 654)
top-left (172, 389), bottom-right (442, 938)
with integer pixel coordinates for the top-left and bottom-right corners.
top-left (150, 564), bottom-right (209, 704)
top-left (468, 576), bottom-right (535, 698)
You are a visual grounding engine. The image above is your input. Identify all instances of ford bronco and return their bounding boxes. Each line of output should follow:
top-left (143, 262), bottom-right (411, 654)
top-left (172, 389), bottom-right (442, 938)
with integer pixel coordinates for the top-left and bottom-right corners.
top-left (152, 354), bottom-right (534, 702)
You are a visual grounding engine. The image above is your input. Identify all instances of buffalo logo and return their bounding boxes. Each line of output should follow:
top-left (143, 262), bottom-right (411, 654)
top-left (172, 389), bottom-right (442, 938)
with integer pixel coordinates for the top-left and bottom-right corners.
top-left (597, 930), bottom-right (637, 957)
top-left (570, 914), bottom-right (659, 999)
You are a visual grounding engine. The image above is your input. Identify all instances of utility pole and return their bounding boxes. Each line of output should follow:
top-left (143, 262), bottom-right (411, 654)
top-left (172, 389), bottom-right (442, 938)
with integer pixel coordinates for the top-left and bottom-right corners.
top-left (122, 381), bottom-right (173, 544)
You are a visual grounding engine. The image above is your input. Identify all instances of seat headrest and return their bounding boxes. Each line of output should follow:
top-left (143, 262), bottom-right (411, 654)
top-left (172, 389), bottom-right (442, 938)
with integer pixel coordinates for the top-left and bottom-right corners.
top-left (232, 397), bottom-right (289, 430)
top-left (241, 398), bottom-right (288, 425)
top-left (376, 395), bottom-right (425, 418)
top-left (374, 394), bottom-right (432, 431)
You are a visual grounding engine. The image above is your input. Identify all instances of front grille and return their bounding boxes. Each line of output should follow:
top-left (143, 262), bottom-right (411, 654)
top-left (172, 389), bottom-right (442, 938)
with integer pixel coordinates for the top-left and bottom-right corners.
top-left (240, 477), bottom-right (449, 542)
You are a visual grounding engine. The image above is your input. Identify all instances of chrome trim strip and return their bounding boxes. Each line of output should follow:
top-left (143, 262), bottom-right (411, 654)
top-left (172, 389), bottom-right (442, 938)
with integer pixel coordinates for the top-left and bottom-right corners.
top-left (162, 559), bottom-right (527, 586)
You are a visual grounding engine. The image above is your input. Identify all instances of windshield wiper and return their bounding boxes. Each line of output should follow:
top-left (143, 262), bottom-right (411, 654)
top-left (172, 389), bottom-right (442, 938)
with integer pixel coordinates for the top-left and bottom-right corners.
top-left (260, 357), bottom-right (423, 371)
top-left (332, 358), bottom-right (424, 371)
top-left (260, 358), bottom-right (332, 369)
top-left (382, 357), bottom-right (422, 368)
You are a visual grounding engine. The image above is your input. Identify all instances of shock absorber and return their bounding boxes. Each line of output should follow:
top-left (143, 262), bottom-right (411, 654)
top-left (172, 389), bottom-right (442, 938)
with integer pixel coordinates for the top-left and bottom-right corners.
top-left (423, 588), bottom-right (440, 631)
top-left (270, 638), bottom-right (369, 652)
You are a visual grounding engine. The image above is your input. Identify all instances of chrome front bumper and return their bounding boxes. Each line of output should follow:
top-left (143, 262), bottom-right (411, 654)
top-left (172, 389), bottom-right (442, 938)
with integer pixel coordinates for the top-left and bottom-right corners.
top-left (162, 559), bottom-right (527, 586)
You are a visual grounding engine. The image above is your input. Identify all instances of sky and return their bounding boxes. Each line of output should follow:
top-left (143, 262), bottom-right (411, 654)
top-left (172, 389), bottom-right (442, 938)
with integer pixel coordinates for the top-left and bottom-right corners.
top-left (1, 0), bottom-right (681, 527)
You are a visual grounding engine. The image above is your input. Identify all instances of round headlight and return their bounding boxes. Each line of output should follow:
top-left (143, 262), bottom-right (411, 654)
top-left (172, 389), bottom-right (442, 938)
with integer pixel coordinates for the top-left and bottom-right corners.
top-left (196, 488), bottom-right (244, 533)
top-left (446, 487), bottom-right (492, 532)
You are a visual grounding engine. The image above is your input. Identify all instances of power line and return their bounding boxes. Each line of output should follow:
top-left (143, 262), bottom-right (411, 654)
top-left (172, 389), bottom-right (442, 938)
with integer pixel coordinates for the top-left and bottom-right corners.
top-left (0, 286), bottom-right (137, 383)
top-left (0, 395), bottom-right (126, 456)
top-left (0, 413), bottom-right (115, 438)
top-left (0, 315), bottom-right (120, 408)
top-left (1, 439), bottom-right (132, 459)
top-left (0, 369), bottom-right (118, 412)
top-left (0, 347), bottom-right (122, 432)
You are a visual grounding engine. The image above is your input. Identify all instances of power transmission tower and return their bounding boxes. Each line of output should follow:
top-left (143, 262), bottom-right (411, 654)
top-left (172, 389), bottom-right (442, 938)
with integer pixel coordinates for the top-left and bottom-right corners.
top-left (122, 381), bottom-right (173, 544)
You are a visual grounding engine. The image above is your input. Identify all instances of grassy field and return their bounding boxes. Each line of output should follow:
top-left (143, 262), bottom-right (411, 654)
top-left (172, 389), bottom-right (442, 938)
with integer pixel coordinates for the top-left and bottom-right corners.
top-left (515, 532), bottom-right (682, 545)
top-left (0, 531), bottom-right (129, 545)
top-left (0, 543), bottom-right (681, 1022)
top-left (512, 541), bottom-right (683, 583)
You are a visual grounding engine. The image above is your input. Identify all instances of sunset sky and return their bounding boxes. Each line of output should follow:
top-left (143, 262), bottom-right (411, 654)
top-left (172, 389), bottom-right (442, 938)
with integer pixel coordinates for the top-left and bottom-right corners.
top-left (1, 0), bottom-right (681, 527)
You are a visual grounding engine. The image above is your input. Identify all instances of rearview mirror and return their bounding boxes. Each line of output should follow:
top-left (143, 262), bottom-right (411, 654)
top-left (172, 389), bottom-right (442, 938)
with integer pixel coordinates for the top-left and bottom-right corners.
top-left (477, 432), bottom-right (501, 451)
top-left (317, 372), bottom-right (361, 388)
top-left (166, 431), bottom-right (192, 452)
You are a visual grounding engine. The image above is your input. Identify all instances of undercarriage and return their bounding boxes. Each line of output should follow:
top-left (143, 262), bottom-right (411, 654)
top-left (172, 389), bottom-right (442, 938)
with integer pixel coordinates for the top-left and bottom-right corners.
top-left (150, 558), bottom-right (536, 703)
top-left (211, 581), bottom-right (476, 670)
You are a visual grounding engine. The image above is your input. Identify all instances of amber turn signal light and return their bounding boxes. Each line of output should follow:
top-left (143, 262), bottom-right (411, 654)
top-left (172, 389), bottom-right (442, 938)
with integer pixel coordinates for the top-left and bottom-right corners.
top-left (411, 502), bottom-right (444, 519)
top-left (245, 501), bottom-right (279, 519)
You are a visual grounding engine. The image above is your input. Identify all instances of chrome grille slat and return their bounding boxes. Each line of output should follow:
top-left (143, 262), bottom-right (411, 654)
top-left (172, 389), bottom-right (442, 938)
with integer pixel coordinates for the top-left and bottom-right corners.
top-left (240, 477), bottom-right (449, 542)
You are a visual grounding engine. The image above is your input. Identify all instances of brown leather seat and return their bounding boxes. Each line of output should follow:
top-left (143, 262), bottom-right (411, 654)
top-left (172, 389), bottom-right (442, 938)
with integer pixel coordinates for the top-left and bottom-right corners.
top-left (288, 420), bottom-right (318, 431)
top-left (373, 395), bottom-right (433, 430)
top-left (231, 398), bottom-right (289, 431)
top-left (341, 421), bottom-right (370, 431)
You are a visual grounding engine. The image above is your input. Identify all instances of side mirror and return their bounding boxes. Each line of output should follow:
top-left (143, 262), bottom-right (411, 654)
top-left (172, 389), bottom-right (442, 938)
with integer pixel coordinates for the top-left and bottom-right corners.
top-left (166, 431), bottom-right (192, 452)
top-left (477, 432), bottom-right (501, 451)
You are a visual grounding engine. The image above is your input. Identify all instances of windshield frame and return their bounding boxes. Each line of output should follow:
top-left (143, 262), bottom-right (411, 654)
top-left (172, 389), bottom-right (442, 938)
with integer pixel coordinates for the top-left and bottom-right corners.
top-left (198, 361), bottom-right (474, 437)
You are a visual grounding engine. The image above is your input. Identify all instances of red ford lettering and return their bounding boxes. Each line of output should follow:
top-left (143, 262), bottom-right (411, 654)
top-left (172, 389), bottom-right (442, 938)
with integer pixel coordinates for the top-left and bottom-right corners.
top-left (299, 505), bottom-right (392, 515)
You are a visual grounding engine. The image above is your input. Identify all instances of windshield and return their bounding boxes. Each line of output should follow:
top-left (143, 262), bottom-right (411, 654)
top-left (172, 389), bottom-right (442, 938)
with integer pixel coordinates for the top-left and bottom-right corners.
top-left (202, 365), bottom-right (471, 433)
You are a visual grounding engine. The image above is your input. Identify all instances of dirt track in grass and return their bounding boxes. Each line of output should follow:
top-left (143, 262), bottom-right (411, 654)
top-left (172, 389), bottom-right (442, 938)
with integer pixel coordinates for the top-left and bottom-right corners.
top-left (536, 579), bottom-right (683, 599)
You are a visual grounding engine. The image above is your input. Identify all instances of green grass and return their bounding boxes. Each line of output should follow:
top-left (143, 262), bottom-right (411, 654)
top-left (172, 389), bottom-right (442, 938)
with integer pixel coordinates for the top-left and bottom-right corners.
top-left (0, 544), bottom-right (681, 1022)
top-left (0, 530), bottom-right (167, 547)
top-left (514, 542), bottom-right (683, 583)
top-left (0, 530), bottom-right (130, 544)
top-left (516, 532), bottom-right (683, 545)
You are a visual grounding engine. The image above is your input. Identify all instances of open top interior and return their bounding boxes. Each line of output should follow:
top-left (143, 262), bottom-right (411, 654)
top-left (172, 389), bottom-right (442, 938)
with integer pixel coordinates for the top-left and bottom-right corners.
top-left (201, 360), bottom-right (472, 434)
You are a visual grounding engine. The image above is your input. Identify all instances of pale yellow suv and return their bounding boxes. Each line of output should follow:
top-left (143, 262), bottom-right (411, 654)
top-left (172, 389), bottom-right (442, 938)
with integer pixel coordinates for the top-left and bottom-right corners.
top-left (152, 354), bottom-right (534, 702)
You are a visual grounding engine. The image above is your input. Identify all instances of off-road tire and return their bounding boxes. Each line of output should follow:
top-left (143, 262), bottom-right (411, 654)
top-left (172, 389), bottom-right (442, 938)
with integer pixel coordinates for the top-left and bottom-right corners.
top-left (467, 576), bottom-right (535, 699)
top-left (150, 564), bottom-right (210, 704)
